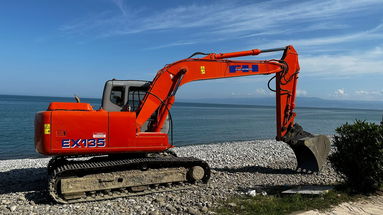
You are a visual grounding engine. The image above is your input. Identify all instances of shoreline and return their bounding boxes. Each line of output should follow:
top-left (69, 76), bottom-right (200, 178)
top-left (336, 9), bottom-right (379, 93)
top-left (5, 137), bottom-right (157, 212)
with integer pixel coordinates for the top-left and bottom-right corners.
top-left (0, 139), bottom-right (341, 214)
top-left (0, 136), bottom-right (334, 161)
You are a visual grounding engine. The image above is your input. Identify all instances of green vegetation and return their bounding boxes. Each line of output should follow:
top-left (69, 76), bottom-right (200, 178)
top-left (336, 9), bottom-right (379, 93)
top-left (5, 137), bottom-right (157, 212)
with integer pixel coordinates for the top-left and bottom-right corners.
top-left (216, 120), bottom-right (383, 214)
top-left (329, 120), bottom-right (383, 193)
top-left (215, 191), bottom-right (354, 215)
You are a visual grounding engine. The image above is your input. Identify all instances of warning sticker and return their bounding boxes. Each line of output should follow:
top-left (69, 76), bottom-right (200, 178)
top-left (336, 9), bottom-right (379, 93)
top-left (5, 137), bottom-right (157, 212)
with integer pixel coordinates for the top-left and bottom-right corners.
top-left (93, 132), bottom-right (106, 138)
top-left (200, 66), bottom-right (206, 74)
top-left (44, 124), bottom-right (50, 134)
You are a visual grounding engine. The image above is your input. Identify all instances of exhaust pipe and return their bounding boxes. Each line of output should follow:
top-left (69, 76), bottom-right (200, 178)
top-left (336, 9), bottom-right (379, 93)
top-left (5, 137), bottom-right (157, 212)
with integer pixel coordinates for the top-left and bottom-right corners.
top-left (282, 124), bottom-right (331, 173)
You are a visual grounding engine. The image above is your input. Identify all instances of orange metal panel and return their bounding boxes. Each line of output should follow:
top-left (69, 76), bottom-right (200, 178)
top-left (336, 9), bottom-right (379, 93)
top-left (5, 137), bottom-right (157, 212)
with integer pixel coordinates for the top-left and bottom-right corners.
top-left (34, 111), bottom-right (52, 154)
top-left (35, 103), bottom-right (170, 155)
top-left (276, 46), bottom-right (299, 139)
top-left (48, 102), bottom-right (94, 111)
top-left (108, 112), bottom-right (136, 147)
top-left (136, 132), bottom-right (171, 148)
top-left (50, 110), bottom-right (109, 154)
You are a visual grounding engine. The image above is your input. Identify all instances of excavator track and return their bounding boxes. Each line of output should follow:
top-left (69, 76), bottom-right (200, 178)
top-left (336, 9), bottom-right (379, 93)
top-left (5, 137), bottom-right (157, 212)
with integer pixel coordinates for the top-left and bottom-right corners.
top-left (48, 155), bottom-right (210, 203)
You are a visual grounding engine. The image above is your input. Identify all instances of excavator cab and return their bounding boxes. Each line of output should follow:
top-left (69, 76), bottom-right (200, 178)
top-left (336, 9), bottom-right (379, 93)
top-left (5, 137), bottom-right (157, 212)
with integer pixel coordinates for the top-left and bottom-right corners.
top-left (101, 80), bottom-right (170, 133)
top-left (101, 80), bottom-right (151, 112)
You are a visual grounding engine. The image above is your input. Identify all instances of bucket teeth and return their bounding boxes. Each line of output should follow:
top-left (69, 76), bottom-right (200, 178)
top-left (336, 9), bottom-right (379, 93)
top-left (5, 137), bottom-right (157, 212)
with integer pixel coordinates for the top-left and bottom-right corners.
top-left (282, 124), bottom-right (331, 173)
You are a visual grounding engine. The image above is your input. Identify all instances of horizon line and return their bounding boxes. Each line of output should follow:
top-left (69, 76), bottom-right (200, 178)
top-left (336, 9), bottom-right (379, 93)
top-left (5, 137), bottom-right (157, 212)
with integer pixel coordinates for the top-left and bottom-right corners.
top-left (1, 94), bottom-right (382, 112)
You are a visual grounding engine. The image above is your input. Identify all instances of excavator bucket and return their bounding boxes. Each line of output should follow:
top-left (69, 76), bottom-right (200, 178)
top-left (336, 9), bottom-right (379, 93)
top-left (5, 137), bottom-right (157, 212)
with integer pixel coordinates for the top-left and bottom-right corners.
top-left (282, 124), bottom-right (331, 173)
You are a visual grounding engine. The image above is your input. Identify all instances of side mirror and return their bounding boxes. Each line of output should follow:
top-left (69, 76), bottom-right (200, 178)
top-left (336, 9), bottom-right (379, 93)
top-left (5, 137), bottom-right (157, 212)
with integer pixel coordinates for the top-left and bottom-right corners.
top-left (74, 95), bottom-right (81, 103)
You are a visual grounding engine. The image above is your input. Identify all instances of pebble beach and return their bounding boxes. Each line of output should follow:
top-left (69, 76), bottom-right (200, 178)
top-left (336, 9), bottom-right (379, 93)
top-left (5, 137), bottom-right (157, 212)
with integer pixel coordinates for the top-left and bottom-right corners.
top-left (0, 139), bottom-right (341, 215)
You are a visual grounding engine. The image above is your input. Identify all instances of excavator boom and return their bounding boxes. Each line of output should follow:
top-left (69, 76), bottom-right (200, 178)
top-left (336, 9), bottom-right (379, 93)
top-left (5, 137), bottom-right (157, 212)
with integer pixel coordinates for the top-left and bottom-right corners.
top-left (136, 46), bottom-right (296, 135)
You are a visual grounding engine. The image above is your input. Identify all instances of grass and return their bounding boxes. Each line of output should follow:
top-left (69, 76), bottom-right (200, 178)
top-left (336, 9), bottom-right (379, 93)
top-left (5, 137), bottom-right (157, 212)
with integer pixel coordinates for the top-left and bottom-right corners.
top-left (214, 189), bottom-right (358, 215)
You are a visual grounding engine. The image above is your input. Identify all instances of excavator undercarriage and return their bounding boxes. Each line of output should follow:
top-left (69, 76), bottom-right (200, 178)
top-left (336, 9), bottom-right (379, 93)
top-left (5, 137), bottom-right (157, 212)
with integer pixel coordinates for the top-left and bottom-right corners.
top-left (48, 153), bottom-right (210, 203)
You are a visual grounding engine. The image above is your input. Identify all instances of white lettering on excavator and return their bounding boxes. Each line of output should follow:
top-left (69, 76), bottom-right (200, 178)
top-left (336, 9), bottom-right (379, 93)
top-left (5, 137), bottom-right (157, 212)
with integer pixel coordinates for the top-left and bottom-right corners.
top-left (61, 139), bottom-right (106, 148)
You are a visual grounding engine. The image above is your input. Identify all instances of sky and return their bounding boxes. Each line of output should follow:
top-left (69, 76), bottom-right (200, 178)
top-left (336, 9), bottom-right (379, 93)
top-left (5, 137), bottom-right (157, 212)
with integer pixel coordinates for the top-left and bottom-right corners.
top-left (0, 0), bottom-right (382, 101)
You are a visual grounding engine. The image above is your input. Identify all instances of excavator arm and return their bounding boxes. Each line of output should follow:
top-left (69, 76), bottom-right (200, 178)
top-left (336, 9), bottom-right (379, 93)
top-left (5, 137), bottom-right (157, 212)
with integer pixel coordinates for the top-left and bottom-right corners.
top-left (136, 45), bottom-right (330, 172)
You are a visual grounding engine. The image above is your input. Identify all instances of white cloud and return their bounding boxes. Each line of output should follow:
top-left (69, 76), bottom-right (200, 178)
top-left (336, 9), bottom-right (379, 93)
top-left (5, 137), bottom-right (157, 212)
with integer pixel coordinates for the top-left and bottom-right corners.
top-left (355, 90), bottom-right (383, 96)
top-left (296, 89), bottom-right (308, 96)
top-left (335, 89), bottom-right (383, 100)
top-left (327, 88), bottom-right (383, 100)
top-left (334, 88), bottom-right (346, 96)
top-left (300, 45), bottom-right (383, 76)
top-left (145, 41), bottom-right (196, 50)
top-left (60, 0), bottom-right (383, 39)
top-left (355, 90), bottom-right (368, 95)
top-left (256, 88), bottom-right (268, 95)
top-left (266, 24), bottom-right (383, 49)
top-left (112, 0), bottom-right (129, 15)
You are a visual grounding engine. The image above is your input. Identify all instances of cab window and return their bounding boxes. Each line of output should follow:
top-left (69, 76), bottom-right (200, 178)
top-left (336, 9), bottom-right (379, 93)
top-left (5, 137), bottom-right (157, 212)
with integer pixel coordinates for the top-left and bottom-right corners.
top-left (110, 86), bottom-right (125, 106)
top-left (127, 86), bottom-right (148, 111)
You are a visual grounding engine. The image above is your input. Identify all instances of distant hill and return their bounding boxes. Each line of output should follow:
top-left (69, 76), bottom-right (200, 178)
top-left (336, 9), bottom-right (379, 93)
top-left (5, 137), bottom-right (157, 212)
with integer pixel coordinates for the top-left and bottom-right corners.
top-left (177, 97), bottom-right (383, 110)
top-left (2, 94), bottom-right (382, 110)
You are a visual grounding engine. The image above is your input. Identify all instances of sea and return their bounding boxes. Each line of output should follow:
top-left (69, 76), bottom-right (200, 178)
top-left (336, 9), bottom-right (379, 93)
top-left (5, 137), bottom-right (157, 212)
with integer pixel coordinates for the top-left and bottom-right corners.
top-left (0, 95), bottom-right (382, 160)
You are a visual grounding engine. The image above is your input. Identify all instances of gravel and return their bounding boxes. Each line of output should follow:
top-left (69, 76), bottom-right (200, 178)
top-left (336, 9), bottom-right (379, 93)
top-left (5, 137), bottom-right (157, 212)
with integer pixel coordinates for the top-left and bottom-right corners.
top-left (0, 139), bottom-right (341, 214)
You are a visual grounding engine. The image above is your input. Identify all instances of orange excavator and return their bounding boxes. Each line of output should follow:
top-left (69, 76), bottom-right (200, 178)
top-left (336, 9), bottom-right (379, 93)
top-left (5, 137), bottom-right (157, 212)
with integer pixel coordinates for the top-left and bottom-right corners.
top-left (35, 45), bottom-right (330, 203)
